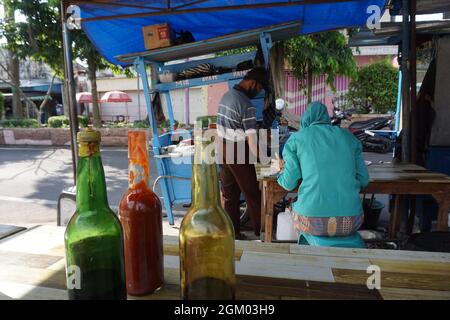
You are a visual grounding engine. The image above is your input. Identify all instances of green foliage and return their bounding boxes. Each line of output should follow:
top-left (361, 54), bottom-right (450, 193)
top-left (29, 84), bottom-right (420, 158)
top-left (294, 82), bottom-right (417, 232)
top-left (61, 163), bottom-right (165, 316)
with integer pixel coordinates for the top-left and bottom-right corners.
top-left (1, 0), bottom-right (64, 76)
top-left (0, 0), bottom-right (122, 77)
top-left (196, 115), bottom-right (217, 128)
top-left (77, 116), bottom-right (89, 128)
top-left (47, 115), bottom-right (88, 128)
top-left (157, 119), bottom-right (179, 130)
top-left (285, 31), bottom-right (356, 91)
top-left (132, 120), bottom-right (150, 128)
top-left (47, 116), bottom-right (69, 128)
top-left (346, 59), bottom-right (399, 114)
top-left (0, 93), bottom-right (4, 119)
top-left (0, 118), bottom-right (39, 128)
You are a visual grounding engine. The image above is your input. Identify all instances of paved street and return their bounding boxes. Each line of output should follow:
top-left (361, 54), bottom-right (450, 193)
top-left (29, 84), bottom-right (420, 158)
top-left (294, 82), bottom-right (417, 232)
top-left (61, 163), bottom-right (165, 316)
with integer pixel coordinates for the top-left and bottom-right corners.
top-left (0, 146), bottom-right (185, 235)
top-left (0, 145), bottom-right (392, 236)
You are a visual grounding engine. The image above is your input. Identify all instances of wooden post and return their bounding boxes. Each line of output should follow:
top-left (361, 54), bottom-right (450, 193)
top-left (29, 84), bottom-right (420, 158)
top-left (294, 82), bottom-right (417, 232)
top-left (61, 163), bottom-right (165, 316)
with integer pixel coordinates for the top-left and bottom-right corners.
top-left (410, 0), bottom-right (417, 164)
top-left (401, 0), bottom-right (411, 163)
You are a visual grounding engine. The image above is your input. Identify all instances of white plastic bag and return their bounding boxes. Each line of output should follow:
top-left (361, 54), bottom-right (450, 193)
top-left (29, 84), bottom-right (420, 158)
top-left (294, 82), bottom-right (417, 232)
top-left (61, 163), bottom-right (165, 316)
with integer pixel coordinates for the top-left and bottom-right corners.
top-left (276, 208), bottom-right (298, 241)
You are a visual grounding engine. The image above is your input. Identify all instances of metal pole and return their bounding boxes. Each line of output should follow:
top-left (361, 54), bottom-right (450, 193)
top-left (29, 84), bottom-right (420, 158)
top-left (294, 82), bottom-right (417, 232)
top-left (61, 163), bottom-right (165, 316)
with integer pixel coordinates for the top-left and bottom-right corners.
top-left (401, 0), bottom-right (411, 163)
top-left (184, 58), bottom-right (190, 126)
top-left (61, 0), bottom-right (79, 184)
top-left (137, 73), bottom-right (142, 120)
top-left (410, 0), bottom-right (417, 164)
top-left (184, 88), bottom-right (190, 126)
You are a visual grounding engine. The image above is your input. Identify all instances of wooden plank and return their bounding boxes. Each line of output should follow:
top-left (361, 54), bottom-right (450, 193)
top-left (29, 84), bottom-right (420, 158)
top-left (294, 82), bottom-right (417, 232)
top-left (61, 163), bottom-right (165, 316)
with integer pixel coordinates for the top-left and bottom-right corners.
top-left (236, 240), bottom-right (291, 254)
top-left (333, 268), bottom-right (450, 291)
top-left (0, 281), bottom-right (68, 300)
top-left (129, 283), bottom-right (180, 300)
top-left (240, 251), bottom-right (371, 271)
top-left (236, 260), bottom-right (335, 283)
top-left (0, 266), bottom-right (66, 291)
top-left (163, 243), bottom-right (179, 256)
top-left (164, 243), bottom-right (244, 261)
top-left (0, 226), bottom-right (64, 256)
top-left (0, 250), bottom-right (62, 269)
top-left (418, 178), bottom-right (450, 183)
top-left (380, 287), bottom-right (450, 300)
top-left (369, 173), bottom-right (448, 181)
top-left (289, 245), bottom-right (450, 263)
top-left (0, 225), bottom-right (27, 241)
top-left (236, 275), bottom-right (382, 300)
top-left (132, 274), bottom-right (382, 300)
top-left (370, 259), bottom-right (450, 276)
top-left (163, 252), bottom-right (335, 283)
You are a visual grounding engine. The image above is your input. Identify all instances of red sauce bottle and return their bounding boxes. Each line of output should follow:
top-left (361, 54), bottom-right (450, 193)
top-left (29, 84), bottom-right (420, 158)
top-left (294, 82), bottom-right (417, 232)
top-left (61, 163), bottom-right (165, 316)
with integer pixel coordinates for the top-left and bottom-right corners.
top-left (119, 131), bottom-right (164, 296)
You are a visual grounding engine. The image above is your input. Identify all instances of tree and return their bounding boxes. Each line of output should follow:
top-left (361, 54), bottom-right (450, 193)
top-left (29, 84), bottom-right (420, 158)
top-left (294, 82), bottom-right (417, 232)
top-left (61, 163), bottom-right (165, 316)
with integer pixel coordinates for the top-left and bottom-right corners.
top-left (74, 29), bottom-right (134, 127)
top-left (284, 31), bottom-right (356, 103)
top-left (0, 0), bottom-right (131, 126)
top-left (0, 49), bottom-right (56, 120)
top-left (0, 92), bottom-right (4, 119)
top-left (346, 59), bottom-right (399, 114)
top-left (2, 0), bottom-right (23, 118)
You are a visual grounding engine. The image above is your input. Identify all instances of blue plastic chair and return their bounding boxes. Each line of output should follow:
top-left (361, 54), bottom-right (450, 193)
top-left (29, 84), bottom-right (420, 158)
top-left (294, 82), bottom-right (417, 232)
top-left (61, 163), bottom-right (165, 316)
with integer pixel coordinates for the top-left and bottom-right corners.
top-left (298, 232), bottom-right (366, 249)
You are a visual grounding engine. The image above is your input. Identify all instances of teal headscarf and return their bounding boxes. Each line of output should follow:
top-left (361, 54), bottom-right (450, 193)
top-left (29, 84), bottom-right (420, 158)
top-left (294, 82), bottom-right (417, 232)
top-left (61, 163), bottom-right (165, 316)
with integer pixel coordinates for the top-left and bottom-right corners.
top-left (300, 102), bottom-right (331, 128)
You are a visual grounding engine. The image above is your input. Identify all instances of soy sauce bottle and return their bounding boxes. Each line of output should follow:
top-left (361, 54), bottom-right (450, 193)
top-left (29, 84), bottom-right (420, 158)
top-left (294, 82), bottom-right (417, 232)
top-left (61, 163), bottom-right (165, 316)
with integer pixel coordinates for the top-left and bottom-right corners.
top-left (64, 128), bottom-right (126, 300)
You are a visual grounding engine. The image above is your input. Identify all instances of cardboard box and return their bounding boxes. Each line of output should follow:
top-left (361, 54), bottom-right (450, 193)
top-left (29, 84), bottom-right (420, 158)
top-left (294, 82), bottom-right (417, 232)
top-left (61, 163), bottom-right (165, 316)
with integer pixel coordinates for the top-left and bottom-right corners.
top-left (142, 23), bottom-right (174, 50)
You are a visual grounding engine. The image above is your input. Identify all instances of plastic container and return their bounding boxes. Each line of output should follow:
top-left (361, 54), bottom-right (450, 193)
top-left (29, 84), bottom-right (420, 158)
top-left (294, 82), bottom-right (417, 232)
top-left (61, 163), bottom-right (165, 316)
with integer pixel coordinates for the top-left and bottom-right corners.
top-left (276, 208), bottom-right (298, 241)
top-left (159, 70), bottom-right (177, 83)
top-left (361, 198), bottom-right (385, 230)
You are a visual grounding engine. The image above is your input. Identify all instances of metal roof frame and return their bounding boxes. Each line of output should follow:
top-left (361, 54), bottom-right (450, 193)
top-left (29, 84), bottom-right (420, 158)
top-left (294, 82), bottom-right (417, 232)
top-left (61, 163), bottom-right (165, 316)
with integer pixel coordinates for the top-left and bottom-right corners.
top-left (116, 21), bottom-right (302, 63)
top-left (69, 0), bottom-right (356, 23)
top-left (349, 20), bottom-right (450, 47)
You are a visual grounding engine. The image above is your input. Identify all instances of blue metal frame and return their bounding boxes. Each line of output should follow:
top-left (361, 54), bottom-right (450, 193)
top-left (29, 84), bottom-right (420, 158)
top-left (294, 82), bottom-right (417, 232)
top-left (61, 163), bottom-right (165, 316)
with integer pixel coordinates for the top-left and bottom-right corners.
top-left (133, 32), bottom-right (275, 225)
top-left (365, 71), bottom-right (402, 141)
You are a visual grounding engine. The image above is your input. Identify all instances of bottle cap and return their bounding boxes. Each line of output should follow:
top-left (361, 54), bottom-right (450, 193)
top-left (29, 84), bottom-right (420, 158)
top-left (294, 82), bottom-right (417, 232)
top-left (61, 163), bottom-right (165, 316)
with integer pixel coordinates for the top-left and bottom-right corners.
top-left (77, 128), bottom-right (101, 143)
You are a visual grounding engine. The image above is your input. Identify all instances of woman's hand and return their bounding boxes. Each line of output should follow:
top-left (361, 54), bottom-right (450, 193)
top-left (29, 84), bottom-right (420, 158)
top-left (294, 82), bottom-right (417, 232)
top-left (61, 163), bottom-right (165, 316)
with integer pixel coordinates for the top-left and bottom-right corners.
top-left (279, 158), bottom-right (285, 171)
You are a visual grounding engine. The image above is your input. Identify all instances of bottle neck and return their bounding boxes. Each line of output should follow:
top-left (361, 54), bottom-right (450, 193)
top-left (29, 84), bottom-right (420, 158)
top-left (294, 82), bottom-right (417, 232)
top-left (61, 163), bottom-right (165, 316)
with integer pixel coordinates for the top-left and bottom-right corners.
top-left (128, 133), bottom-right (150, 189)
top-left (76, 154), bottom-right (110, 212)
top-left (191, 136), bottom-right (220, 209)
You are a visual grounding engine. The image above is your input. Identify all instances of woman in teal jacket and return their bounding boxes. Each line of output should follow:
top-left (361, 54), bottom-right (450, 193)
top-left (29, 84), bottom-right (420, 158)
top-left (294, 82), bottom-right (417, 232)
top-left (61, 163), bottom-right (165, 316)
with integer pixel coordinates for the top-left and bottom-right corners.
top-left (277, 102), bottom-right (369, 237)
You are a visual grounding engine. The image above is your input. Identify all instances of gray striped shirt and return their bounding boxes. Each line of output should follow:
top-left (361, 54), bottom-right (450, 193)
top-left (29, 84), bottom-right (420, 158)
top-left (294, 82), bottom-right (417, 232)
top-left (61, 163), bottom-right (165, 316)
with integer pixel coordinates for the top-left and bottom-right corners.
top-left (217, 86), bottom-right (257, 141)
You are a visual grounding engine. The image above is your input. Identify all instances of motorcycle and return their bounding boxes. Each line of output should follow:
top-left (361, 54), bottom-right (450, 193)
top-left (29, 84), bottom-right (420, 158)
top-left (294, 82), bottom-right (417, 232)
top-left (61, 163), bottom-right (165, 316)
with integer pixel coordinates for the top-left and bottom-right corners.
top-left (331, 107), bottom-right (393, 154)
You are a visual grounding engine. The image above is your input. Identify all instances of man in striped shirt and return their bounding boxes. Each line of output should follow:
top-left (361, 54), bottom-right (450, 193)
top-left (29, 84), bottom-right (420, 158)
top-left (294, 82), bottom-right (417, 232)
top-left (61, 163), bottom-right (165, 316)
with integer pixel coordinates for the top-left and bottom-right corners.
top-left (216, 67), bottom-right (268, 239)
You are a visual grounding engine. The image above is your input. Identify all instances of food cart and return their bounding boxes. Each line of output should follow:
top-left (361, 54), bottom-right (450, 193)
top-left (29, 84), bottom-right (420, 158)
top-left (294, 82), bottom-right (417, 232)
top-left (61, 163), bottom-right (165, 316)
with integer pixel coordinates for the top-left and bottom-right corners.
top-left (114, 22), bottom-right (301, 224)
top-left (59, 0), bottom-right (393, 226)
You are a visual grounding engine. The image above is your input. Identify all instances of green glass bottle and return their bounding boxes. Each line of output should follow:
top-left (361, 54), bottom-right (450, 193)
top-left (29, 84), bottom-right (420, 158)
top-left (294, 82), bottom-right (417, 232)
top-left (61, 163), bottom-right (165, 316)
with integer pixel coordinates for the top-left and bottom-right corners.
top-left (64, 128), bottom-right (126, 300)
top-left (179, 130), bottom-right (236, 300)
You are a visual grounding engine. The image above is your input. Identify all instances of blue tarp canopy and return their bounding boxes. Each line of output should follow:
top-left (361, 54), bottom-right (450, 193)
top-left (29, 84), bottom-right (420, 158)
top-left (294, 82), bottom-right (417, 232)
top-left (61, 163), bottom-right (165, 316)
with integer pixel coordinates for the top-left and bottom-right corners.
top-left (75, 0), bottom-right (388, 65)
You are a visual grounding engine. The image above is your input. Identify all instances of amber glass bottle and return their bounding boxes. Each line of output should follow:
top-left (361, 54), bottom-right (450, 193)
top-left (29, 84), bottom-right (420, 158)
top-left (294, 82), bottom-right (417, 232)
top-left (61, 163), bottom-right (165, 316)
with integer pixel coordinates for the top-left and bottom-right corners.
top-left (118, 131), bottom-right (164, 296)
top-left (179, 130), bottom-right (236, 300)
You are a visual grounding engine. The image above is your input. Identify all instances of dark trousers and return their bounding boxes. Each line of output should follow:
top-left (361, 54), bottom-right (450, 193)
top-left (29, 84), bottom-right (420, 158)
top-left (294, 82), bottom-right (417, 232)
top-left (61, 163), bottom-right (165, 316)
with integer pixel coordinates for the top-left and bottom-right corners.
top-left (219, 141), bottom-right (261, 236)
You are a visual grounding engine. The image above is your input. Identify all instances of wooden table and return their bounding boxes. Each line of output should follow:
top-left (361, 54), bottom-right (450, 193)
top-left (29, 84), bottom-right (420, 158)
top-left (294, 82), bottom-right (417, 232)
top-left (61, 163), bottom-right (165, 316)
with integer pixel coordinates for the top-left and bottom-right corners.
top-left (258, 163), bottom-right (450, 243)
top-left (1, 225), bottom-right (450, 300)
